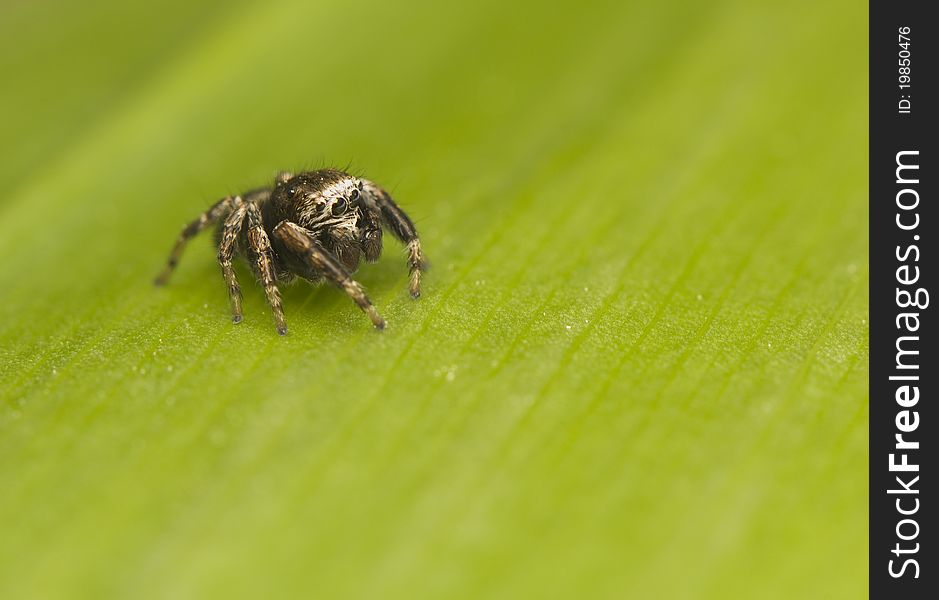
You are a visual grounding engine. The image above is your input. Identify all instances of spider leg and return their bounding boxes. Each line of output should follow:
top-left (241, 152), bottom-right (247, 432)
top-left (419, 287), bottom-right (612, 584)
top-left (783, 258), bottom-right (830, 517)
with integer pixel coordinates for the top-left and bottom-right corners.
top-left (361, 180), bottom-right (426, 298)
top-left (359, 204), bottom-right (383, 262)
top-left (245, 202), bottom-right (287, 335)
top-left (273, 220), bottom-right (386, 330)
top-left (217, 197), bottom-right (247, 324)
top-left (154, 195), bottom-right (238, 285)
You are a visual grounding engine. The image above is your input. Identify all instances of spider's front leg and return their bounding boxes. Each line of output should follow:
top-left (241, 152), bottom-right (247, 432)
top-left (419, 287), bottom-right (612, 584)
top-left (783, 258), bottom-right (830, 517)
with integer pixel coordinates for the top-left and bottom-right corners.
top-left (361, 180), bottom-right (426, 298)
top-left (358, 203), bottom-right (383, 263)
top-left (217, 197), bottom-right (248, 323)
top-left (154, 195), bottom-right (238, 286)
top-left (272, 221), bottom-right (386, 330)
top-left (244, 202), bottom-right (287, 335)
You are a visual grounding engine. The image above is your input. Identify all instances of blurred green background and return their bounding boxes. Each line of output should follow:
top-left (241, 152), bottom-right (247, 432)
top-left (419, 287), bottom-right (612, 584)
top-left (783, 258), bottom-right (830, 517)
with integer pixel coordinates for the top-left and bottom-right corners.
top-left (0, 0), bottom-right (867, 598)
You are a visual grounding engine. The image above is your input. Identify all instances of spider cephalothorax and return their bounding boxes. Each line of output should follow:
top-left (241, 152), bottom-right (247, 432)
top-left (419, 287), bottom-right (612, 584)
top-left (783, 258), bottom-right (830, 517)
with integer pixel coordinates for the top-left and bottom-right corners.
top-left (155, 168), bottom-right (425, 335)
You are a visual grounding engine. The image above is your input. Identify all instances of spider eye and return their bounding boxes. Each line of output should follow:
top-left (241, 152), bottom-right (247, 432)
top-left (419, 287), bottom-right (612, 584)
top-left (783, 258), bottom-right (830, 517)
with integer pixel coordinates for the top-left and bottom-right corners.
top-left (286, 187), bottom-right (296, 198)
top-left (349, 188), bottom-right (359, 201)
top-left (331, 198), bottom-right (347, 216)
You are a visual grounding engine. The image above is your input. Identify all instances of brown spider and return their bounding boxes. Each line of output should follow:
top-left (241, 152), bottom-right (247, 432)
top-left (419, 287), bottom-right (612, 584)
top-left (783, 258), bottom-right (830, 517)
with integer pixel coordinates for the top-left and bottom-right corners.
top-left (154, 169), bottom-right (425, 335)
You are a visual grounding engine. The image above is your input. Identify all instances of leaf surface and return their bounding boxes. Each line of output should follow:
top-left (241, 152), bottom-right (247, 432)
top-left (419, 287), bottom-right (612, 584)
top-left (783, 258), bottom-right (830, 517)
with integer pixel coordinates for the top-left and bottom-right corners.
top-left (0, 1), bottom-right (867, 598)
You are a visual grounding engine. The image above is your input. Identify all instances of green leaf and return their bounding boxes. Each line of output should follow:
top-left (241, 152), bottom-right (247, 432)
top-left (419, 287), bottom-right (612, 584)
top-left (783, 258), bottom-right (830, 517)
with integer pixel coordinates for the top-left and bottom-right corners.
top-left (0, 0), bottom-right (867, 598)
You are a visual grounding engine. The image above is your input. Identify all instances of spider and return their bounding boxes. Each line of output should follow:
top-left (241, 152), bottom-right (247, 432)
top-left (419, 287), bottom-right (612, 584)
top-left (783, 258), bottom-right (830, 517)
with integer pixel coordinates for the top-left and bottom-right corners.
top-left (154, 169), bottom-right (425, 335)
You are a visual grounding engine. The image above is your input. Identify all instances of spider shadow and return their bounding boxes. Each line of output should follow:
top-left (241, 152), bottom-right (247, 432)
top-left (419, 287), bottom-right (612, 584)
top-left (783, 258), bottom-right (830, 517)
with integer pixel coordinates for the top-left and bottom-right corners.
top-left (257, 256), bottom-right (408, 320)
top-left (172, 252), bottom-right (411, 333)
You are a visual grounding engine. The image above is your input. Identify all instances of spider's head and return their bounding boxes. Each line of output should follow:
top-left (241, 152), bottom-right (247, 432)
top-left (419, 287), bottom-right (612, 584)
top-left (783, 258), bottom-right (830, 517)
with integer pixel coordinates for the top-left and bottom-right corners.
top-left (276, 169), bottom-right (364, 233)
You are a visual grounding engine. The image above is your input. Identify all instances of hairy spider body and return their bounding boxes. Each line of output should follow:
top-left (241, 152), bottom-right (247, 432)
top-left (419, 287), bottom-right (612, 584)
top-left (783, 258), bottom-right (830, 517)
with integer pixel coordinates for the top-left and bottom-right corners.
top-left (155, 169), bottom-right (425, 335)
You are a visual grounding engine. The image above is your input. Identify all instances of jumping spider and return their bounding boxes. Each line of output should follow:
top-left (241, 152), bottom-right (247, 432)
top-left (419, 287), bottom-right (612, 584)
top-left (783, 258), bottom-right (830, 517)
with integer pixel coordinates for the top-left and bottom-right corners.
top-left (154, 169), bottom-right (425, 335)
